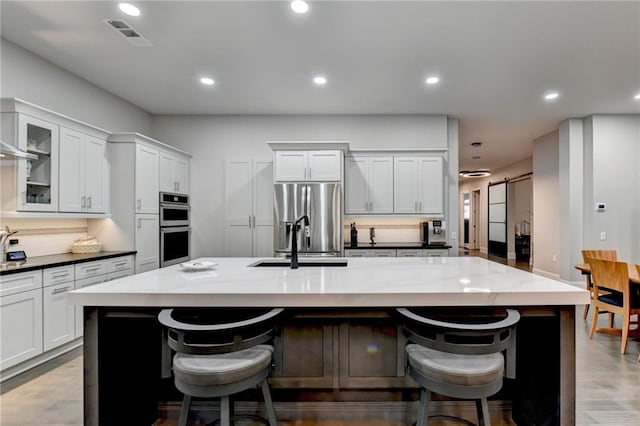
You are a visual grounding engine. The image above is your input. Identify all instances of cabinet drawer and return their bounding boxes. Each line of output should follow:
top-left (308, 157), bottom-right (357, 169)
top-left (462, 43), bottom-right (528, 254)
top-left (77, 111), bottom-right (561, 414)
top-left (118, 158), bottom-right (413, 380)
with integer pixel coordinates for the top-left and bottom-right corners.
top-left (106, 269), bottom-right (133, 282)
top-left (106, 256), bottom-right (134, 274)
top-left (424, 249), bottom-right (448, 257)
top-left (43, 265), bottom-right (75, 287)
top-left (0, 270), bottom-right (43, 297)
top-left (396, 249), bottom-right (423, 257)
top-left (372, 250), bottom-right (396, 257)
top-left (75, 260), bottom-right (106, 280)
top-left (344, 249), bottom-right (371, 257)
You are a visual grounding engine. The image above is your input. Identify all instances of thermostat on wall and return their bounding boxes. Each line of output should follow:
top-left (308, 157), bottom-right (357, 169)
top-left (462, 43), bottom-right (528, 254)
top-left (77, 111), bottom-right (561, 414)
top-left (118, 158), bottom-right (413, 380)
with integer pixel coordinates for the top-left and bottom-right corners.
top-left (595, 203), bottom-right (606, 212)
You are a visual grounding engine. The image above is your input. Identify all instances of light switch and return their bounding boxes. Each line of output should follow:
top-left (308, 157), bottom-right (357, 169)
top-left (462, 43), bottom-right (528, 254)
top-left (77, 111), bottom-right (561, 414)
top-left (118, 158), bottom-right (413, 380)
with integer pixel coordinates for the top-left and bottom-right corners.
top-left (600, 232), bottom-right (606, 241)
top-left (451, 231), bottom-right (457, 239)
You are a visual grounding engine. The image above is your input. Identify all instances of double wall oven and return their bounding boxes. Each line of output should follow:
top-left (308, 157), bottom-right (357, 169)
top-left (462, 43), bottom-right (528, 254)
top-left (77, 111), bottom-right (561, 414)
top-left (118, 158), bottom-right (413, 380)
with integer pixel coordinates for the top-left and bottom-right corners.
top-left (159, 192), bottom-right (191, 267)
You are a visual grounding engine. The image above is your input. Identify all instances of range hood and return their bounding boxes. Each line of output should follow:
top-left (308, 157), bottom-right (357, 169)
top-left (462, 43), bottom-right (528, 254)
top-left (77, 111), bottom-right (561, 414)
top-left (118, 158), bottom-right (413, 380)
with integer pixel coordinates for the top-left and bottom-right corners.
top-left (0, 140), bottom-right (38, 160)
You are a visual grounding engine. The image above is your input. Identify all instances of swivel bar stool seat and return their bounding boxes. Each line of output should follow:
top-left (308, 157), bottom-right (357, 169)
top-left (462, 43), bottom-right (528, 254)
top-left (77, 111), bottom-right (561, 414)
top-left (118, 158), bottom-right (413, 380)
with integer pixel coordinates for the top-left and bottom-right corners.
top-left (158, 307), bottom-right (284, 426)
top-left (396, 308), bottom-right (520, 426)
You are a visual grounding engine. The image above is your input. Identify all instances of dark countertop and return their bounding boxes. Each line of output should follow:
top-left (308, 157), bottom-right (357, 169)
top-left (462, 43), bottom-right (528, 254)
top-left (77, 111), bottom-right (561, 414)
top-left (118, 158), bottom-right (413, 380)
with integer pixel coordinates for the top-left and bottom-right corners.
top-left (344, 242), bottom-right (452, 250)
top-left (0, 250), bottom-right (137, 276)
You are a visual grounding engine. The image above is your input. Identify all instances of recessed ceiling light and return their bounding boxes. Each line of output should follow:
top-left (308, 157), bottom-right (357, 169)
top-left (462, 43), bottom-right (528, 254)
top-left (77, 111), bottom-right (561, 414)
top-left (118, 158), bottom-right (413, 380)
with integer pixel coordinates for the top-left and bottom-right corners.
top-left (291, 0), bottom-right (309, 14)
top-left (200, 77), bottom-right (215, 86)
top-left (313, 76), bottom-right (327, 86)
top-left (634, 93), bottom-right (640, 100)
top-left (118, 3), bottom-right (140, 17)
top-left (425, 76), bottom-right (440, 85)
top-left (459, 170), bottom-right (491, 178)
top-left (544, 92), bottom-right (559, 101)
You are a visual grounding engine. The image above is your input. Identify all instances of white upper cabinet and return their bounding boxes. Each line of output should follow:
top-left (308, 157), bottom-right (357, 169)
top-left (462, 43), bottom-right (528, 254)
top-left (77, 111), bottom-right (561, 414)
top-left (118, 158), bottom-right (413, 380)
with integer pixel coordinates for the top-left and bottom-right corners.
top-left (345, 156), bottom-right (393, 215)
top-left (418, 157), bottom-right (444, 214)
top-left (59, 128), bottom-right (107, 213)
top-left (135, 145), bottom-right (159, 214)
top-left (394, 156), bottom-right (443, 214)
top-left (159, 151), bottom-right (190, 194)
top-left (274, 150), bottom-right (342, 182)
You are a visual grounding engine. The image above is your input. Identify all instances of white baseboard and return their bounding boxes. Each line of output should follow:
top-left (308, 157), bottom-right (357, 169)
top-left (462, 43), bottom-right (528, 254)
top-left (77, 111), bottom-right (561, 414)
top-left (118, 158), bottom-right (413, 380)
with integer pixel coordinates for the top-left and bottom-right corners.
top-left (479, 246), bottom-right (488, 254)
top-left (0, 338), bottom-right (82, 383)
top-left (507, 251), bottom-right (516, 260)
top-left (532, 267), bottom-right (561, 280)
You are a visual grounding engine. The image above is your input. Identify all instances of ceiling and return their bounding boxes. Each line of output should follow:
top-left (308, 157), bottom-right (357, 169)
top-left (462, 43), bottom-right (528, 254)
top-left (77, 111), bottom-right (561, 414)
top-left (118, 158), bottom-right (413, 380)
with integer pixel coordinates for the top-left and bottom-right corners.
top-left (1, 1), bottom-right (639, 172)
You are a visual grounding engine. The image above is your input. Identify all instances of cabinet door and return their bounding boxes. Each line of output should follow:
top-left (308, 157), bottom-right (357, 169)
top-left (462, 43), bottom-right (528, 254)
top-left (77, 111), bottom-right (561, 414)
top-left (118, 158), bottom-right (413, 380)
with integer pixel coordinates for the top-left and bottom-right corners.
top-left (17, 115), bottom-right (59, 211)
top-left (418, 157), bottom-right (444, 214)
top-left (368, 157), bottom-right (394, 214)
top-left (135, 214), bottom-right (159, 273)
top-left (135, 145), bottom-right (159, 214)
top-left (345, 157), bottom-right (368, 215)
top-left (338, 321), bottom-right (411, 388)
top-left (225, 160), bottom-right (253, 256)
top-left (253, 160), bottom-right (274, 257)
top-left (43, 283), bottom-right (76, 351)
top-left (173, 156), bottom-right (189, 194)
top-left (271, 322), bottom-right (334, 388)
top-left (0, 289), bottom-right (43, 370)
top-left (274, 151), bottom-right (307, 181)
top-left (58, 127), bottom-right (85, 212)
top-left (74, 275), bottom-right (108, 338)
top-left (158, 151), bottom-right (175, 193)
top-left (84, 136), bottom-right (108, 213)
top-left (393, 157), bottom-right (419, 214)
top-left (308, 150), bottom-right (341, 181)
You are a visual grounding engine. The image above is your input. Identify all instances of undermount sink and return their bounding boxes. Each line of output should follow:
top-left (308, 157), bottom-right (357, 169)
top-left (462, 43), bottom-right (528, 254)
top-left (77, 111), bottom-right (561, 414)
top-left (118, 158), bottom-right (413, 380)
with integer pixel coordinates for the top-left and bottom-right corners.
top-left (251, 258), bottom-right (348, 267)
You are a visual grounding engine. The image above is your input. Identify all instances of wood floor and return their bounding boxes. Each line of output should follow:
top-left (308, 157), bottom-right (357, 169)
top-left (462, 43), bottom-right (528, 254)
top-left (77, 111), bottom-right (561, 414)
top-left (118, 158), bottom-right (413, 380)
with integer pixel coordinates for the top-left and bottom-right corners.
top-left (1, 257), bottom-right (638, 425)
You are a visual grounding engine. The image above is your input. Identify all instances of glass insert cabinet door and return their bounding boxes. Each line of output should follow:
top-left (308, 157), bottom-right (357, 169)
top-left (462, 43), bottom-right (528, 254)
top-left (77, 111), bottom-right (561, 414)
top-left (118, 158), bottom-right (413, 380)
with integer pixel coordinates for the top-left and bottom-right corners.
top-left (17, 115), bottom-right (59, 211)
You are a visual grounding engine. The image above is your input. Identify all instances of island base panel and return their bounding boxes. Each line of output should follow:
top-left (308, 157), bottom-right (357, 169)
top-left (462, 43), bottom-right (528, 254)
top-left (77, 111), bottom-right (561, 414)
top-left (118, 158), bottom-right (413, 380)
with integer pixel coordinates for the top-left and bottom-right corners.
top-left (84, 307), bottom-right (575, 425)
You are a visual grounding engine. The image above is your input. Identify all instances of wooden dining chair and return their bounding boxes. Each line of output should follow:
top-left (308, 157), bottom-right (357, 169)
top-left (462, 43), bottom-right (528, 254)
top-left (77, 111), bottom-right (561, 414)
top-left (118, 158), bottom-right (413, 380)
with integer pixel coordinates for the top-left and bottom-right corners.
top-left (588, 258), bottom-right (640, 354)
top-left (581, 250), bottom-right (617, 321)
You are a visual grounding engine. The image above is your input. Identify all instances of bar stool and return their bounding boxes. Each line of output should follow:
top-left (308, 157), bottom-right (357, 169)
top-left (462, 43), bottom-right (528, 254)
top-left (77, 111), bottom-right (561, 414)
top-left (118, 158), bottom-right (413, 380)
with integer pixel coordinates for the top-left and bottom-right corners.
top-left (396, 308), bottom-right (520, 426)
top-left (158, 307), bottom-right (284, 426)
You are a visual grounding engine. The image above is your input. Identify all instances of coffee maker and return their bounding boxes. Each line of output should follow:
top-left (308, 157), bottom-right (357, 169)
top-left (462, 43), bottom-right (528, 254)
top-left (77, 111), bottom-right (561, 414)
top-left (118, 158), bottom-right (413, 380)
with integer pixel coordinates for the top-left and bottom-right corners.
top-left (421, 220), bottom-right (446, 246)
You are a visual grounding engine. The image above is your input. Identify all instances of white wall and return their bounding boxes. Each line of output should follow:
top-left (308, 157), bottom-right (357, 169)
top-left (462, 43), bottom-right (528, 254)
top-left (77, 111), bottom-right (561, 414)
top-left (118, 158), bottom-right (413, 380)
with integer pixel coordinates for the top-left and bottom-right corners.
top-left (151, 115), bottom-right (454, 258)
top-left (584, 115), bottom-right (640, 262)
top-left (0, 38), bottom-right (152, 134)
top-left (532, 130), bottom-right (560, 278)
top-left (1, 39), bottom-right (153, 256)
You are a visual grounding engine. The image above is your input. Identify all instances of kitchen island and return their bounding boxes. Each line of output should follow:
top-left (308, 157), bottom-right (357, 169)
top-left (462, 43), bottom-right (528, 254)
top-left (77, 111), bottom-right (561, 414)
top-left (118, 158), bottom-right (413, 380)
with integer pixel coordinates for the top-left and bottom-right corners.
top-left (69, 257), bottom-right (588, 425)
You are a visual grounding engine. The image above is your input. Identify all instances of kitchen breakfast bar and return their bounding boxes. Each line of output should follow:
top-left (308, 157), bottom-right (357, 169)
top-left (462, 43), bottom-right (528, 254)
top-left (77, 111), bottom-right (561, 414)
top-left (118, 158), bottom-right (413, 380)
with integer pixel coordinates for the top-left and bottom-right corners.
top-left (69, 257), bottom-right (589, 425)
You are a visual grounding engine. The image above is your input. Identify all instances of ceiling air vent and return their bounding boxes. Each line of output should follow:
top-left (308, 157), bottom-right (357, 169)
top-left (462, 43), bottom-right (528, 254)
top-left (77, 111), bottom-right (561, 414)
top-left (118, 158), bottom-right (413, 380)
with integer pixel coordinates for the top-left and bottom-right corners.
top-left (104, 19), bottom-right (152, 47)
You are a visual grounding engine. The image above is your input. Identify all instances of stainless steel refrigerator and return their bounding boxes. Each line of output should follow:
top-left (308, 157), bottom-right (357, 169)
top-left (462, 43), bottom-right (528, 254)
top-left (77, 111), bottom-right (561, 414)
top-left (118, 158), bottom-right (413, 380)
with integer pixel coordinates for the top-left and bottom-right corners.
top-left (273, 183), bottom-right (342, 257)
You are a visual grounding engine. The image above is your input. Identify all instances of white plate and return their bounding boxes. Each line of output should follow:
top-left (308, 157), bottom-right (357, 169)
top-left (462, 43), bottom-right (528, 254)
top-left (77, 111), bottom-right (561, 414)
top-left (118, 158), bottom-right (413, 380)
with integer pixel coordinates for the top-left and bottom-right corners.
top-left (179, 261), bottom-right (217, 271)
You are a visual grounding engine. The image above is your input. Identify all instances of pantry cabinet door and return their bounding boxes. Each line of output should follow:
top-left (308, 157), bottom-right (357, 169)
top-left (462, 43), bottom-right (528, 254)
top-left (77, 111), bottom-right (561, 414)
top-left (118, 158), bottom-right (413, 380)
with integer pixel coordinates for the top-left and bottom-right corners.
top-left (173, 156), bottom-right (189, 194)
top-left (158, 152), bottom-right (175, 193)
top-left (135, 145), bottom-right (159, 214)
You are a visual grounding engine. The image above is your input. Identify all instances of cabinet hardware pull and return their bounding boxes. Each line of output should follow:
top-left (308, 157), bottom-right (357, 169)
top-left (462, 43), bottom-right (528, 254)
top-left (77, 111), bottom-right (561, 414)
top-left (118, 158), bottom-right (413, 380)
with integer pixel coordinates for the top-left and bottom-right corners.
top-left (52, 286), bottom-right (71, 294)
top-left (137, 218), bottom-right (142, 229)
top-left (52, 273), bottom-right (69, 279)
top-left (249, 215), bottom-right (252, 227)
top-left (22, 191), bottom-right (26, 204)
top-left (308, 167), bottom-right (311, 179)
top-left (419, 201), bottom-right (422, 212)
top-left (114, 262), bottom-right (127, 267)
top-left (85, 267), bottom-right (101, 272)
top-left (137, 199), bottom-right (142, 209)
top-left (87, 196), bottom-right (92, 208)
top-left (81, 196), bottom-right (86, 208)
top-left (177, 182), bottom-right (180, 192)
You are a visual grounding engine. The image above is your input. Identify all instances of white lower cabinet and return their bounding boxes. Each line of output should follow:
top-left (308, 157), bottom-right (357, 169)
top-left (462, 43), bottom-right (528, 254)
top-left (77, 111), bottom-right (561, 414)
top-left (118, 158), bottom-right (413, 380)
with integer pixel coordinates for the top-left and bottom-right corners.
top-left (0, 268), bottom-right (45, 372)
top-left (43, 282), bottom-right (75, 351)
top-left (345, 248), bottom-right (449, 258)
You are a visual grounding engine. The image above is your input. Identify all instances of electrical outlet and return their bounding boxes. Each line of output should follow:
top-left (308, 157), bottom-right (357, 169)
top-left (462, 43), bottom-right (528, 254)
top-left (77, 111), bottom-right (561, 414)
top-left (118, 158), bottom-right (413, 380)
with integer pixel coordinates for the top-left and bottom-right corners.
top-left (552, 254), bottom-right (557, 262)
top-left (451, 231), bottom-right (457, 239)
top-left (8, 239), bottom-right (18, 245)
top-left (600, 232), bottom-right (606, 241)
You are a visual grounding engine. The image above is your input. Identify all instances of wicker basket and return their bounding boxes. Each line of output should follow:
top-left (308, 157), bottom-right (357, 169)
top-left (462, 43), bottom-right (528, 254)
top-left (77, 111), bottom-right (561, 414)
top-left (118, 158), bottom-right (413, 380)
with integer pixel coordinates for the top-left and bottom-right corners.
top-left (71, 242), bottom-right (102, 254)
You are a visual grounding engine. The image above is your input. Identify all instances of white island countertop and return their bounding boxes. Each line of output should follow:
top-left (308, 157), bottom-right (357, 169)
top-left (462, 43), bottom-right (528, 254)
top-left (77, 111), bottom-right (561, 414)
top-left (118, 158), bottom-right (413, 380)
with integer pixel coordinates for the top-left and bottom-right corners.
top-left (68, 257), bottom-right (589, 307)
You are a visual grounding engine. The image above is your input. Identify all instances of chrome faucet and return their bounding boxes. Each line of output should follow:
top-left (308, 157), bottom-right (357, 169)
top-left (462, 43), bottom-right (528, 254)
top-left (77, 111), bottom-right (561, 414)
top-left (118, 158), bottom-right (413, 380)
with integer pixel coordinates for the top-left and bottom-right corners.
top-left (290, 215), bottom-right (309, 269)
